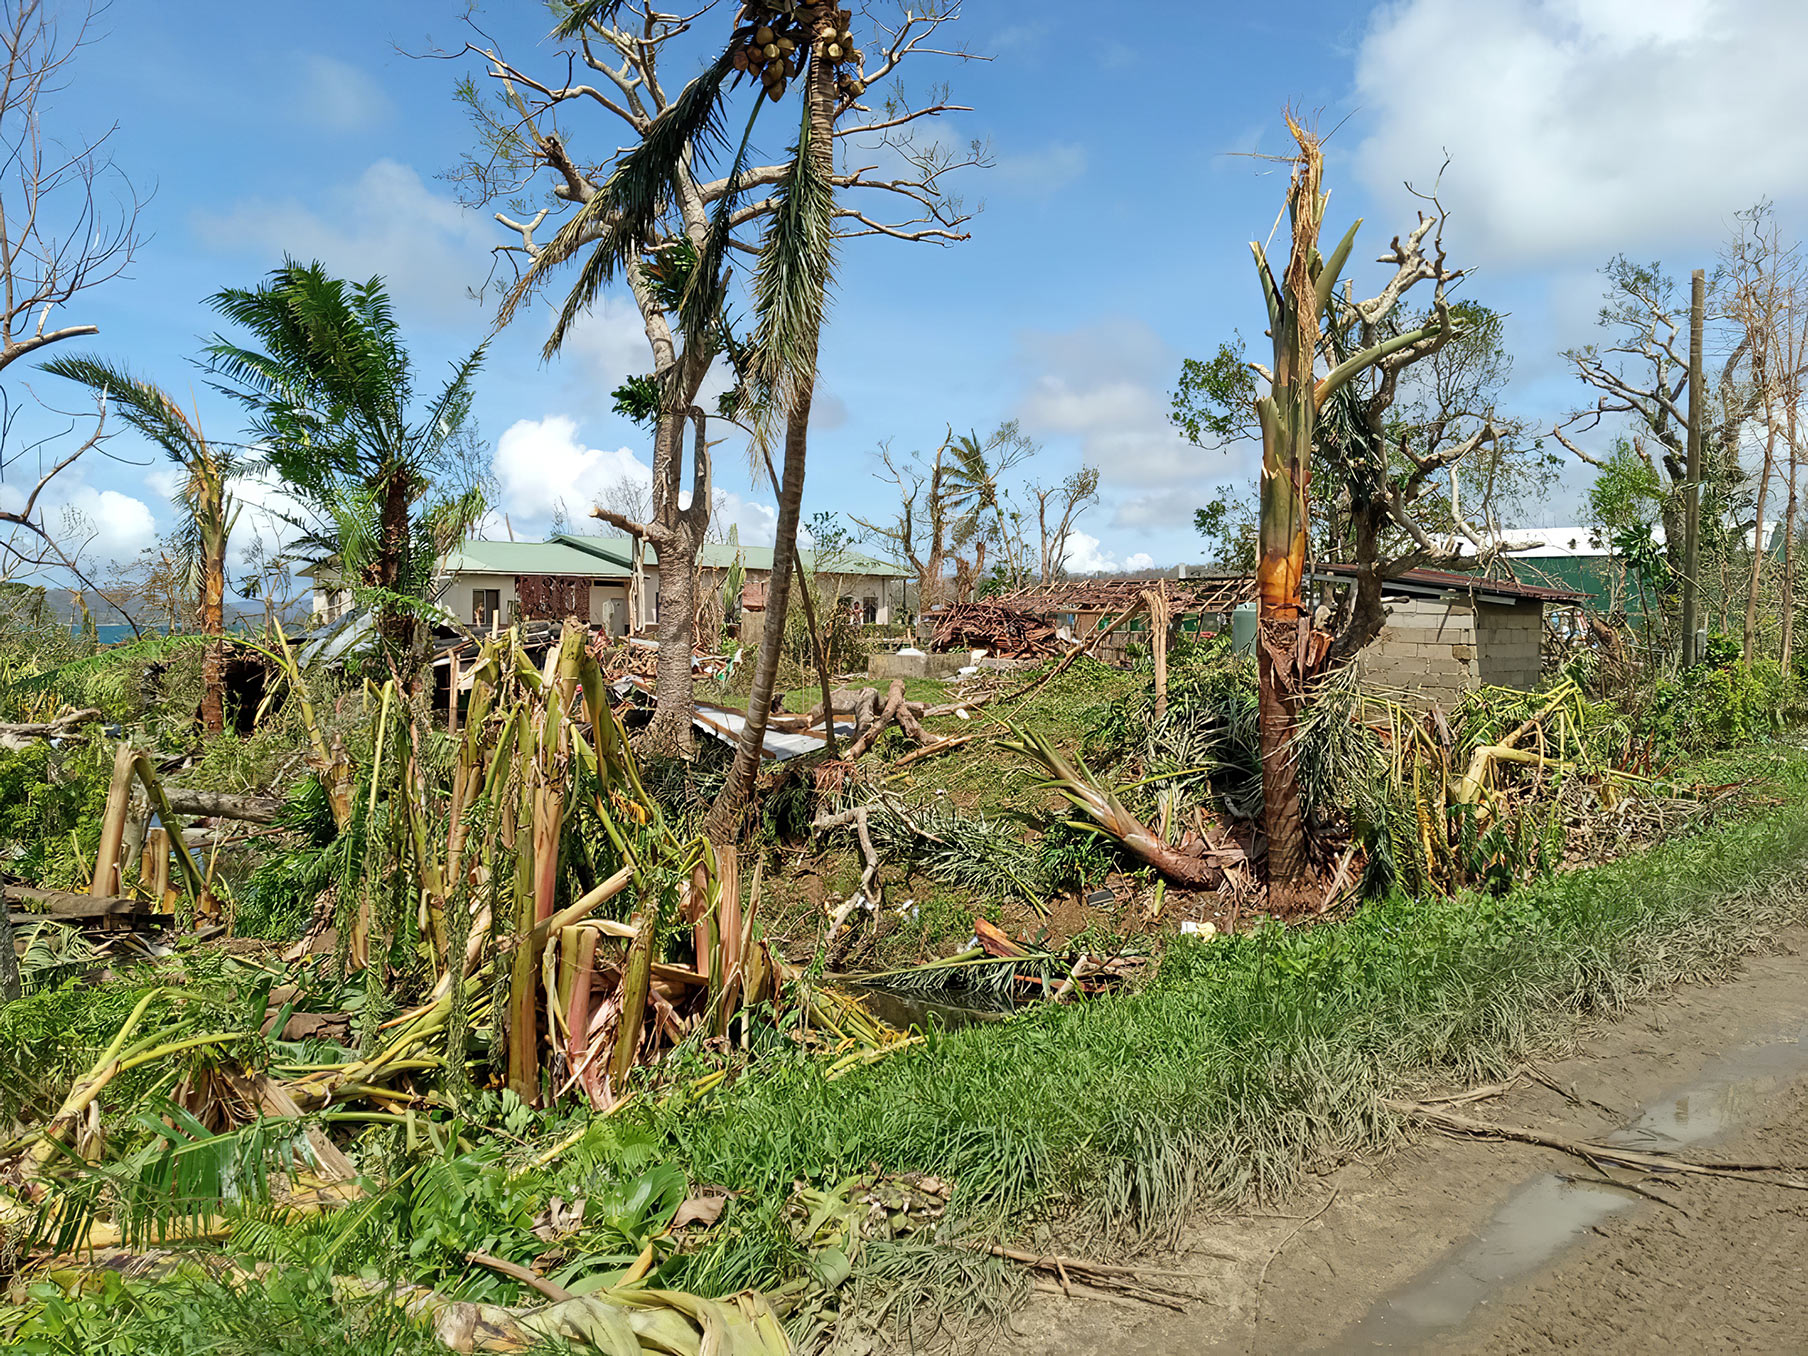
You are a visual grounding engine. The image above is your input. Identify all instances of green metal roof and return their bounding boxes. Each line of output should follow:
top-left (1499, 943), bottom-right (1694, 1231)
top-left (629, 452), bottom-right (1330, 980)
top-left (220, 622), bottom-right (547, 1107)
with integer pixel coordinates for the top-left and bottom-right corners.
top-left (442, 539), bottom-right (631, 578)
top-left (552, 533), bottom-right (908, 577)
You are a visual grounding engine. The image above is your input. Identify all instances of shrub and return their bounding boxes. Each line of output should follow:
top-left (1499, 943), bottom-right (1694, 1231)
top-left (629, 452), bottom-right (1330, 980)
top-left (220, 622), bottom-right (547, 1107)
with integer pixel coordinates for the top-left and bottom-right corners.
top-left (1646, 638), bottom-right (1800, 752)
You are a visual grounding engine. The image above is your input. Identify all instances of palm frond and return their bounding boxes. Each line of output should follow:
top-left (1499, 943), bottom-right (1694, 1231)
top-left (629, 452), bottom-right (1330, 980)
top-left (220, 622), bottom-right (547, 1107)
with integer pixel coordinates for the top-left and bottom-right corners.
top-left (510, 48), bottom-right (738, 354)
top-left (748, 101), bottom-right (839, 422)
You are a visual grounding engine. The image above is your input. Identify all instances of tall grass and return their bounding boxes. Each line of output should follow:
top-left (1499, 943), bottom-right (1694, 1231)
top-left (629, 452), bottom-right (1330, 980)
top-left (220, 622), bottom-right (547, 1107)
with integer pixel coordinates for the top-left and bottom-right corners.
top-left (649, 750), bottom-right (1808, 1294)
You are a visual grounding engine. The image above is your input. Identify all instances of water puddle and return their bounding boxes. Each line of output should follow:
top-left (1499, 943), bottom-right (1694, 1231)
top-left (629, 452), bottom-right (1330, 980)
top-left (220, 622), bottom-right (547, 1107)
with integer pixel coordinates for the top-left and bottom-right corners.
top-left (1344, 1017), bottom-right (1808, 1348)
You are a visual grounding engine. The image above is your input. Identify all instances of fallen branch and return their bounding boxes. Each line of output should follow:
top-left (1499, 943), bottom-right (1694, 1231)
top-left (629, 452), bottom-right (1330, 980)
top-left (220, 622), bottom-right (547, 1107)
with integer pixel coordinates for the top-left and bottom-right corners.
top-left (0, 708), bottom-right (103, 749)
top-left (1388, 1099), bottom-right (1808, 1188)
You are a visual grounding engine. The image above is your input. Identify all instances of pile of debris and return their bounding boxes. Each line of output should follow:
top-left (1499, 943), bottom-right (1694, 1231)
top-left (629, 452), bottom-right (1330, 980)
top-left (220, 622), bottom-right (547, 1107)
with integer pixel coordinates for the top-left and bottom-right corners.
top-left (928, 602), bottom-right (1062, 657)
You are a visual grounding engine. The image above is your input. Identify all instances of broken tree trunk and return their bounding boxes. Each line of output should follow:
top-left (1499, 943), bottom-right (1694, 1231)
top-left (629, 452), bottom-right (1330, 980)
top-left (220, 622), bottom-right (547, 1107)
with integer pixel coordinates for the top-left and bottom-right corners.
top-left (0, 708), bottom-right (103, 749)
top-left (160, 789), bottom-right (283, 824)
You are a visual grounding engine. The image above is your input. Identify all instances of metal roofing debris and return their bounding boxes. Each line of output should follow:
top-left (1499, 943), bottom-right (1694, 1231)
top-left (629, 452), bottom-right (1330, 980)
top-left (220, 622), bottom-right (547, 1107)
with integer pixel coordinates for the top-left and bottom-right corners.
top-left (1312, 563), bottom-right (1588, 604)
top-left (999, 576), bottom-right (1257, 615)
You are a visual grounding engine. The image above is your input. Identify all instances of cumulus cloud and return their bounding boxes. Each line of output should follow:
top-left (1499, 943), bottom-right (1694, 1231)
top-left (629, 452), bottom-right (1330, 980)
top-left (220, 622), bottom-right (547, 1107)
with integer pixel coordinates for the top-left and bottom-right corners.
top-left (63, 486), bottom-right (158, 561)
top-left (1353, 0), bottom-right (1808, 265)
top-left (0, 470), bottom-right (160, 567)
top-left (292, 54), bottom-right (393, 133)
top-left (489, 414), bottom-right (781, 545)
top-left (713, 491), bottom-right (778, 547)
top-left (1015, 318), bottom-right (1236, 490)
top-left (492, 416), bottom-right (652, 527)
top-left (193, 160), bottom-right (491, 322)
top-left (1061, 532), bottom-right (1155, 575)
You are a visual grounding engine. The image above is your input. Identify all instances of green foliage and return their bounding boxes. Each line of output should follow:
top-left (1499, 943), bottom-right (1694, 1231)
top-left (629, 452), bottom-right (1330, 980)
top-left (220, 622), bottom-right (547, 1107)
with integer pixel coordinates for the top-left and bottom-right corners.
top-left (1170, 334), bottom-right (1256, 446)
top-left (626, 767), bottom-right (1808, 1294)
top-left (1648, 642), bottom-right (1800, 752)
top-left (0, 740), bottom-right (114, 889)
top-left (612, 372), bottom-right (661, 425)
top-left (7, 1264), bottom-right (457, 1356)
top-left (1192, 492), bottom-right (1258, 573)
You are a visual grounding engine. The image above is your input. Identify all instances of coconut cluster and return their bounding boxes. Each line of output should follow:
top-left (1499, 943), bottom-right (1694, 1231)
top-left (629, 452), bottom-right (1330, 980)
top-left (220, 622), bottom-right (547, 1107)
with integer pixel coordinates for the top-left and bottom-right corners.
top-left (732, 2), bottom-right (864, 102)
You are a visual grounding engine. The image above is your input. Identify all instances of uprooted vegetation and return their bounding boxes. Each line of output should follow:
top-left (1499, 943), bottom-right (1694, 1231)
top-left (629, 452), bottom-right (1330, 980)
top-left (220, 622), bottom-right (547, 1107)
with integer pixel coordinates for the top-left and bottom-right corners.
top-left (0, 607), bottom-right (1805, 1353)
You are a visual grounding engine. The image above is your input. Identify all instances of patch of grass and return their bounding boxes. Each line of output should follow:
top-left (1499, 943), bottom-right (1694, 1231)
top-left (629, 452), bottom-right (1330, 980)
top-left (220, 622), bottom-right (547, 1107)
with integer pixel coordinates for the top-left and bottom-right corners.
top-left (626, 748), bottom-right (1808, 1294)
top-left (5, 1264), bottom-right (474, 1356)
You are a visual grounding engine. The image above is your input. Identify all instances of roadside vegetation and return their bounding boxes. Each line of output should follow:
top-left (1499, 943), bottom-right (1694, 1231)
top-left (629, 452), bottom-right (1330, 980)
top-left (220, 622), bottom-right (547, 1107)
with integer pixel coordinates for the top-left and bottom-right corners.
top-left (4, 3), bottom-right (1808, 1354)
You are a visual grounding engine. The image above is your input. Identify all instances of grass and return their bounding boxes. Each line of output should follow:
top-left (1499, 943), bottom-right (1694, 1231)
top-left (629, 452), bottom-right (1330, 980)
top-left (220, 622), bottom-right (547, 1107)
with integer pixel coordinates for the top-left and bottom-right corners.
top-left (634, 743), bottom-right (1808, 1298)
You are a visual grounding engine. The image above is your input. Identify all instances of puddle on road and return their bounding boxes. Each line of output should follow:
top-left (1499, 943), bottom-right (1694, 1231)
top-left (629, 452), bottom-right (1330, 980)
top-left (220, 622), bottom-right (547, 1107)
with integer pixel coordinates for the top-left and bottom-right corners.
top-left (1344, 1018), bottom-right (1808, 1349)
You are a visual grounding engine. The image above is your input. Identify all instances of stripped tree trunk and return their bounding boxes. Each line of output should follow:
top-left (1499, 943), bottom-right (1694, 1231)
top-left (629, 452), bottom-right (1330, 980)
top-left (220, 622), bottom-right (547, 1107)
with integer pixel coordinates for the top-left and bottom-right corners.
top-left (199, 533), bottom-right (227, 734)
top-left (1253, 119), bottom-right (1327, 897)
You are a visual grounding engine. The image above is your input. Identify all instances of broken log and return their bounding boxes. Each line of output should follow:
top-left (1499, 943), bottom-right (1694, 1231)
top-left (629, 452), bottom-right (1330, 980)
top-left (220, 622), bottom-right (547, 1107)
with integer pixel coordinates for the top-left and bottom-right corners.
top-left (0, 708), bottom-right (103, 749)
top-left (161, 789), bottom-right (283, 824)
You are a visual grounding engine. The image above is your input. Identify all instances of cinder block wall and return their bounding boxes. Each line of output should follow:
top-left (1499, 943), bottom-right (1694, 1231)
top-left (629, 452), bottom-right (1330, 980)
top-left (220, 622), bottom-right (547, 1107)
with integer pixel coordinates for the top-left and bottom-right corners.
top-left (1357, 595), bottom-right (1546, 705)
top-left (1474, 598), bottom-right (1544, 690)
top-left (1356, 596), bottom-right (1479, 706)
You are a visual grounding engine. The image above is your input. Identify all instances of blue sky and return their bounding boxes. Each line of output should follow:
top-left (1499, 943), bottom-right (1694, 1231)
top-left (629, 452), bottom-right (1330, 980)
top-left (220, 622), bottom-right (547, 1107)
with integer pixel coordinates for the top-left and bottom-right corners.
top-left (10, 0), bottom-right (1808, 589)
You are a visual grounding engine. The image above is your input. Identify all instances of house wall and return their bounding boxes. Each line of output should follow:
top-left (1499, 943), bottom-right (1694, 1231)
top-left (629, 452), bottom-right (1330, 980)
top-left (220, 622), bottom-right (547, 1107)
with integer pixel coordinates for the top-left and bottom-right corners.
top-left (1357, 595), bottom-right (1546, 705)
top-left (1473, 598), bottom-right (1545, 690)
top-left (441, 572), bottom-right (631, 634)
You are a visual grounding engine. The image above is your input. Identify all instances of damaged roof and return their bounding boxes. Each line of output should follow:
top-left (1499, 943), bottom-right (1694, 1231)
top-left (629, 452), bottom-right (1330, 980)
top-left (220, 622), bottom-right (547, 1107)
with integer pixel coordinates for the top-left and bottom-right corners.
top-left (1313, 563), bottom-right (1588, 605)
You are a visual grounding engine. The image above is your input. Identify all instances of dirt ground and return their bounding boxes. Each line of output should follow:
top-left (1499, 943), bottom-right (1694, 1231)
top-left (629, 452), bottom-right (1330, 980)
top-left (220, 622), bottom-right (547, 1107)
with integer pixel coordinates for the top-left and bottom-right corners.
top-left (1009, 932), bottom-right (1808, 1353)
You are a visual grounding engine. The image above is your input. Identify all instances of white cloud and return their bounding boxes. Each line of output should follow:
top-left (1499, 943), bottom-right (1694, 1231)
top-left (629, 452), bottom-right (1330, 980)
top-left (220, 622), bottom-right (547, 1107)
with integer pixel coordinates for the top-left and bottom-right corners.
top-left (193, 160), bottom-right (491, 322)
top-left (293, 54), bottom-right (393, 133)
top-left (64, 486), bottom-right (158, 561)
top-left (1111, 492), bottom-right (1197, 532)
top-left (492, 415), bottom-right (652, 528)
top-left (1353, 0), bottom-right (1808, 265)
top-left (0, 460), bottom-right (159, 567)
top-left (561, 295), bottom-right (651, 390)
top-left (1015, 319), bottom-right (1232, 489)
top-left (713, 491), bottom-right (778, 547)
top-left (1061, 532), bottom-right (1156, 575)
top-left (997, 142), bottom-right (1088, 195)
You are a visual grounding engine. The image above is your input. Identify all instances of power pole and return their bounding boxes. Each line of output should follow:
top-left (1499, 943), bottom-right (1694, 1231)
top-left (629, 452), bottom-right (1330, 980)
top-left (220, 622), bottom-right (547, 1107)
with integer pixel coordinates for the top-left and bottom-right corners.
top-left (1681, 268), bottom-right (1705, 666)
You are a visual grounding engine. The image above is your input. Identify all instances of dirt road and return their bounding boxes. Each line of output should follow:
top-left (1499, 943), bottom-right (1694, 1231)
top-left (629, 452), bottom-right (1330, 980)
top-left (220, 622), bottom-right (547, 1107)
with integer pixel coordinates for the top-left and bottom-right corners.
top-left (1015, 935), bottom-right (1808, 1353)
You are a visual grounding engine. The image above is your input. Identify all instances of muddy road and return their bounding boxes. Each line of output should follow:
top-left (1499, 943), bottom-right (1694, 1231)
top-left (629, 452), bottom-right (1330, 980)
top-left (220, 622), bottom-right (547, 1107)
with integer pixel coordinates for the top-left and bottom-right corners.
top-left (1016, 935), bottom-right (1808, 1353)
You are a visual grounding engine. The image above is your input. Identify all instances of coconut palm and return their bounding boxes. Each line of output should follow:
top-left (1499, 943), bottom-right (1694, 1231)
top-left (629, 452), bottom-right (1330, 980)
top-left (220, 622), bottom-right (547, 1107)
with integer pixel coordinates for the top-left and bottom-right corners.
top-left (42, 356), bottom-right (240, 731)
top-left (205, 262), bottom-right (486, 660)
top-left (504, 3), bottom-right (842, 830)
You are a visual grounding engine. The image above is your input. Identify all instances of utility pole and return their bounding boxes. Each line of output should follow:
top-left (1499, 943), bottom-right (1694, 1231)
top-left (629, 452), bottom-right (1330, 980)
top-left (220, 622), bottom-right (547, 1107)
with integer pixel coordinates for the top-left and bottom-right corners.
top-left (1681, 268), bottom-right (1705, 666)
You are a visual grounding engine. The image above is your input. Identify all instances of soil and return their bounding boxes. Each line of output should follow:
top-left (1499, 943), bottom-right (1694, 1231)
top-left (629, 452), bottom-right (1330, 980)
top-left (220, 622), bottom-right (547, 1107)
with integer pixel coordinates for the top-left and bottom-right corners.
top-left (1008, 932), bottom-right (1808, 1354)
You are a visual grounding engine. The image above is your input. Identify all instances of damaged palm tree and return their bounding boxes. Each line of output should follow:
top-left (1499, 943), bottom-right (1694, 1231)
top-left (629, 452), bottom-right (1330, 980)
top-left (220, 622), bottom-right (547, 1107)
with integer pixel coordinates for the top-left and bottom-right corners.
top-left (1247, 116), bottom-right (1459, 897)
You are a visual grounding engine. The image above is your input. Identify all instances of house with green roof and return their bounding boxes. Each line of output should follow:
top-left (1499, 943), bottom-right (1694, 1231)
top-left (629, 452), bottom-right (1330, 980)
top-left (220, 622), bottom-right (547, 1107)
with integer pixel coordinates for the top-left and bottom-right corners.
top-left (306, 534), bottom-right (911, 634)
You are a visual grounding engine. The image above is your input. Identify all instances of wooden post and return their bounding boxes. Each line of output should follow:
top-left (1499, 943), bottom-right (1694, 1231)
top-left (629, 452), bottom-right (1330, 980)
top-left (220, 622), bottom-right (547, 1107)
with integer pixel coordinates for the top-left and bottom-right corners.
top-left (130, 754), bottom-right (210, 910)
top-left (1150, 582), bottom-right (1171, 720)
top-left (89, 742), bottom-right (138, 898)
top-left (0, 882), bottom-right (19, 1004)
top-left (120, 794), bottom-right (147, 897)
top-left (1682, 268), bottom-right (1706, 666)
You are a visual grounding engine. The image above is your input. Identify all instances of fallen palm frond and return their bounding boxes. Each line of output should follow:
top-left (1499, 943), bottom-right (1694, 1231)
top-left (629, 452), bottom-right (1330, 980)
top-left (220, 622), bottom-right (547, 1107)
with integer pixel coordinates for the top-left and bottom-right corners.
top-left (1000, 725), bottom-right (1244, 889)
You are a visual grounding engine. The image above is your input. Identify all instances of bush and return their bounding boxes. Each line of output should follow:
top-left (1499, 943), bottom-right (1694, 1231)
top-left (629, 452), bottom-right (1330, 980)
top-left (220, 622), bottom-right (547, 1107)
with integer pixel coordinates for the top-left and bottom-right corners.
top-left (1646, 638), bottom-right (1800, 752)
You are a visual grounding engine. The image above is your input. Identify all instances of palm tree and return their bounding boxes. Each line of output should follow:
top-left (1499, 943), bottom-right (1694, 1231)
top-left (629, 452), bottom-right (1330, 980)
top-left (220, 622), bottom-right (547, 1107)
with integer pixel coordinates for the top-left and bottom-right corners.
top-left (43, 356), bottom-right (239, 731)
top-left (503, 3), bottom-right (841, 830)
top-left (205, 262), bottom-right (486, 660)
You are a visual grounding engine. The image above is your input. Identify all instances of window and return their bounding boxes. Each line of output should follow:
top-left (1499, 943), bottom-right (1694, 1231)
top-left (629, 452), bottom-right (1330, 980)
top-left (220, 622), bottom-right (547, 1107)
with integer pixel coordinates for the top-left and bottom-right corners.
top-left (472, 588), bottom-right (501, 626)
top-left (862, 596), bottom-right (878, 625)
